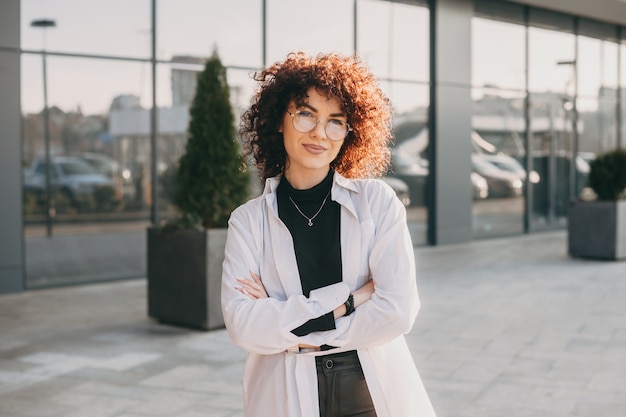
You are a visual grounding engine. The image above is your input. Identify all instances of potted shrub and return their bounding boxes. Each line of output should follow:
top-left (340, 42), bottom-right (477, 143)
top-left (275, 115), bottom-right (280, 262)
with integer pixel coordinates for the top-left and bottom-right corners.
top-left (568, 148), bottom-right (626, 260)
top-left (147, 50), bottom-right (249, 330)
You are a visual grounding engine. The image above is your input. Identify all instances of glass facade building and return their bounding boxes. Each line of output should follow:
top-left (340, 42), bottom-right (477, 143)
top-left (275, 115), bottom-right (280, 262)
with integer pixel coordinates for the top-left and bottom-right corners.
top-left (1, 0), bottom-right (625, 293)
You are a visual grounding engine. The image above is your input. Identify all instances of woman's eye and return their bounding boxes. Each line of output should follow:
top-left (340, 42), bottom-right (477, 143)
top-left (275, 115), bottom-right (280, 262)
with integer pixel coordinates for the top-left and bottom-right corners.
top-left (328, 119), bottom-right (346, 127)
top-left (298, 110), bottom-right (314, 118)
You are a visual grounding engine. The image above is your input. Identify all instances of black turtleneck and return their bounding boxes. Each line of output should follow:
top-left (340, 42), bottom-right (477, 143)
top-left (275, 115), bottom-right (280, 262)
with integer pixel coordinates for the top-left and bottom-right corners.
top-left (277, 169), bottom-right (342, 337)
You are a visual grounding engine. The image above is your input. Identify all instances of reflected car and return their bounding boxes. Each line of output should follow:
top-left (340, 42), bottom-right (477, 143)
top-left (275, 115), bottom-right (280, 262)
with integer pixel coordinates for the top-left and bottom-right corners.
top-left (389, 148), bottom-right (428, 207)
top-left (471, 172), bottom-right (489, 200)
top-left (471, 154), bottom-right (523, 198)
top-left (577, 151), bottom-right (596, 165)
top-left (24, 156), bottom-right (116, 202)
top-left (80, 152), bottom-right (120, 178)
top-left (479, 153), bottom-right (540, 184)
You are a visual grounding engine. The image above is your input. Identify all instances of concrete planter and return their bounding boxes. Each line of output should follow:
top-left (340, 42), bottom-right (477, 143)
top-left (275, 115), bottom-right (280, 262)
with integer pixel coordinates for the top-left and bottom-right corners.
top-left (567, 200), bottom-right (626, 260)
top-left (147, 227), bottom-right (227, 330)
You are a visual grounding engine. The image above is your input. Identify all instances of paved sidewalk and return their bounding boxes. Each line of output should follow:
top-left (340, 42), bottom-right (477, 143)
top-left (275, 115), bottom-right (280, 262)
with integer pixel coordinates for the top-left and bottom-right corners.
top-left (0, 231), bottom-right (624, 417)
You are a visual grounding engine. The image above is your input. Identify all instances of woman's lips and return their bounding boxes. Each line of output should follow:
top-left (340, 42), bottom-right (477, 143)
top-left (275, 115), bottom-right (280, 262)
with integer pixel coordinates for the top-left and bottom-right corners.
top-left (302, 144), bottom-right (326, 154)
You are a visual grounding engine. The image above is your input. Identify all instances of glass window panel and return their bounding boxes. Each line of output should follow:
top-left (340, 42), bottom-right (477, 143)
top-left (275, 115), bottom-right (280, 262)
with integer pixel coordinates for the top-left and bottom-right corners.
top-left (22, 0), bottom-right (151, 58)
top-left (471, 88), bottom-right (525, 238)
top-left (157, 0), bottom-right (262, 68)
top-left (22, 55), bottom-right (150, 288)
top-left (357, 0), bottom-right (429, 82)
top-left (578, 34), bottom-right (619, 160)
top-left (23, 55), bottom-right (152, 162)
top-left (578, 36), bottom-right (619, 97)
top-left (528, 93), bottom-right (573, 228)
top-left (472, 17), bottom-right (525, 90)
top-left (383, 81), bottom-right (429, 246)
top-left (578, 96), bottom-right (618, 156)
top-left (528, 27), bottom-right (575, 95)
top-left (266, 0), bottom-right (354, 64)
top-left (598, 91), bottom-right (619, 154)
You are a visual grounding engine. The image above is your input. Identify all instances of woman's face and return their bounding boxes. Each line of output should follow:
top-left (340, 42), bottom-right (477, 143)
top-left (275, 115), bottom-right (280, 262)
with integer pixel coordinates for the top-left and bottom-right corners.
top-left (280, 87), bottom-right (347, 188)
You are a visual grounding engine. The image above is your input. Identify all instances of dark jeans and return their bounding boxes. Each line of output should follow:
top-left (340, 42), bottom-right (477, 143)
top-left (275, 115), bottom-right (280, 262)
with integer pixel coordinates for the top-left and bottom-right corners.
top-left (316, 350), bottom-right (377, 417)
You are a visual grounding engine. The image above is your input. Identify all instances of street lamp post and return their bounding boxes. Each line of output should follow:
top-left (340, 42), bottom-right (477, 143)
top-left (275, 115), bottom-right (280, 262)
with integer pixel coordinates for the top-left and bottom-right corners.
top-left (31, 19), bottom-right (56, 237)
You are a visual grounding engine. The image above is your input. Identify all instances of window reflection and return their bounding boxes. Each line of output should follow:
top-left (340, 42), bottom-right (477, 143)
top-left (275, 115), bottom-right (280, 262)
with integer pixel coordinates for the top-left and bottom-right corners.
top-left (22, 56), bottom-right (151, 288)
top-left (528, 93), bottom-right (577, 226)
top-left (22, 57), bottom-right (152, 206)
top-left (527, 25), bottom-right (576, 229)
top-left (471, 16), bottom-right (526, 238)
top-left (578, 35), bottom-right (619, 156)
top-left (267, 0), bottom-right (353, 64)
top-left (471, 88), bottom-right (526, 237)
top-left (578, 37), bottom-right (618, 96)
top-left (357, 0), bottom-right (430, 247)
top-left (157, 0), bottom-right (262, 67)
top-left (384, 82), bottom-right (429, 214)
top-left (528, 28), bottom-right (575, 95)
top-left (357, 0), bottom-right (429, 82)
top-left (21, 0), bottom-right (151, 58)
top-left (472, 17), bottom-right (525, 90)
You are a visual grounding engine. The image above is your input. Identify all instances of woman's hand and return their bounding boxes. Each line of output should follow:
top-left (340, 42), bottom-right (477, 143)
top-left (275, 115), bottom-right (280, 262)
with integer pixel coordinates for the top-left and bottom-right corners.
top-left (235, 271), bottom-right (268, 300)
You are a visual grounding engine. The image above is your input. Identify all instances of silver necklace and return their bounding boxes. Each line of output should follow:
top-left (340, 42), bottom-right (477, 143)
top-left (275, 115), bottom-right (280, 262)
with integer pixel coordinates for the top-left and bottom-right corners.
top-left (288, 191), bottom-right (331, 227)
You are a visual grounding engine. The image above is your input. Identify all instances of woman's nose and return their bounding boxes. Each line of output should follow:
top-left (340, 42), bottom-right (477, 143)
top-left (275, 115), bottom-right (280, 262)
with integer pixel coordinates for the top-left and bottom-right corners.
top-left (310, 120), bottom-right (327, 139)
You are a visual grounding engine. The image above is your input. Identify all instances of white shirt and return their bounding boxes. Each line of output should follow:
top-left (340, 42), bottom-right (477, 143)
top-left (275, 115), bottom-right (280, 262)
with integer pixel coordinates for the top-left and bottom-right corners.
top-left (221, 172), bottom-right (436, 417)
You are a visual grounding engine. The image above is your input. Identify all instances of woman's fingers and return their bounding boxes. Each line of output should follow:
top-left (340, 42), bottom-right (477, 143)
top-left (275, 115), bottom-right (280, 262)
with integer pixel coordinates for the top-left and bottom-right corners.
top-left (250, 271), bottom-right (263, 285)
top-left (247, 271), bottom-right (269, 298)
top-left (235, 285), bottom-right (261, 300)
top-left (236, 273), bottom-right (269, 299)
top-left (237, 277), bottom-right (262, 291)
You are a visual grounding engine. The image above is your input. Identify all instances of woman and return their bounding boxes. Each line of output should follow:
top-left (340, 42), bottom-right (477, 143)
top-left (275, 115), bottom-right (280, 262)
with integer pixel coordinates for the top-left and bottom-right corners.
top-left (221, 52), bottom-right (436, 417)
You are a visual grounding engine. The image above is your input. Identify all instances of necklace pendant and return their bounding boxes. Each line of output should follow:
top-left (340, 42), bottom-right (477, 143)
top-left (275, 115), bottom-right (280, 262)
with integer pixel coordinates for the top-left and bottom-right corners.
top-left (288, 191), bottom-right (330, 229)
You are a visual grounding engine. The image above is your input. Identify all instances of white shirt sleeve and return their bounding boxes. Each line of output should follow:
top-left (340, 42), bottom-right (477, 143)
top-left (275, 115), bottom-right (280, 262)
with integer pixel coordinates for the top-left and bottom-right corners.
top-left (221, 204), bottom-right (350, 355)
top-left (295, 185), bottom-right (420, 349)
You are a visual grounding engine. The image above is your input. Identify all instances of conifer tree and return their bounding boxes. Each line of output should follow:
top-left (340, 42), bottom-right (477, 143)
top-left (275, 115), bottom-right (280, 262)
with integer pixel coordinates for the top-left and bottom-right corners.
top-left (174, 50), bottom-right (249, 228)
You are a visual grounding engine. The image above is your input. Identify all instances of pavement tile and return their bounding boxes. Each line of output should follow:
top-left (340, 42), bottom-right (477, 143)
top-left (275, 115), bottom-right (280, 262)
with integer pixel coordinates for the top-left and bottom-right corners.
top-left (58, 395), bottom-right (140, 417)
top-left (573, 391), bottom-right (626, 417)
top-left (140, 365), bottom-right (241, 394)
top-left (0, 396), bottom-right (74, 417)
top-left (91, 352), bottom-right (162, 371)
top-left (124, 391), bottom-right (208, 415)
top-left (1, 231), bottom-right (625, 417)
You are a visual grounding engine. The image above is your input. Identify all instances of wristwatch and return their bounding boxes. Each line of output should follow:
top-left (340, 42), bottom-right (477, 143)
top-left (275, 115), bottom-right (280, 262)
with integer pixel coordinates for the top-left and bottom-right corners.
top-left (344, 293), bottom-right (355, 316)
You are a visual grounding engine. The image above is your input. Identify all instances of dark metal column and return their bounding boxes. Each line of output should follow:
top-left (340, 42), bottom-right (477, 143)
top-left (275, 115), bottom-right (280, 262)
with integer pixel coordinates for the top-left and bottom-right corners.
top-left (150, 0), bottom-right (159, 225)
top-left (0, 0), bottom-right (24, 293)
top-left (428, 0), bottom-right (474, 245)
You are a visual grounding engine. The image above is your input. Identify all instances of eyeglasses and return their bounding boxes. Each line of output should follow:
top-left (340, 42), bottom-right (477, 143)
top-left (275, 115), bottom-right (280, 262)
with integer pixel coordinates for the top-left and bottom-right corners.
top-left (287, 110), bottom-right (352, 141)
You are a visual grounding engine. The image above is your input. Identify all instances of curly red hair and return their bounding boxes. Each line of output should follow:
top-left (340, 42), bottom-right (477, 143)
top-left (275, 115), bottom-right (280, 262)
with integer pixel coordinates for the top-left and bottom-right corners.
top-left (240, 52), bottom-right (393, 182)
